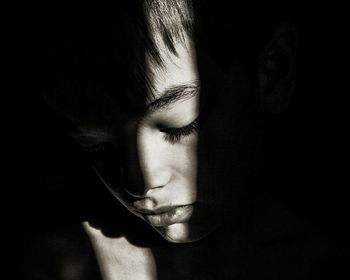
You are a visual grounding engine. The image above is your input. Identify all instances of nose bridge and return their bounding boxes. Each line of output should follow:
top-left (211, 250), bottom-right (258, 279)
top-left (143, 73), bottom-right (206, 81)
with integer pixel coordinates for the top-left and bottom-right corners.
top-left (123, 124), bottom-right (170, 198)
top-left (137, 127), bottom-right (169, 190)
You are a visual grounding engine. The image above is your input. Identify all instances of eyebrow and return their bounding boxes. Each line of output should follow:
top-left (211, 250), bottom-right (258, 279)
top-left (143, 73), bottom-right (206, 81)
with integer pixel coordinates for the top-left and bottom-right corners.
top-left (147, 81), bottom-right (200, 113)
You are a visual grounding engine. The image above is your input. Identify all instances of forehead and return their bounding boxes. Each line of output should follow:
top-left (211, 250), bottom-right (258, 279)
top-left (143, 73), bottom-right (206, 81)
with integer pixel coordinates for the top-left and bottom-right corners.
top-left (146, 33), bottom-right (199, 101)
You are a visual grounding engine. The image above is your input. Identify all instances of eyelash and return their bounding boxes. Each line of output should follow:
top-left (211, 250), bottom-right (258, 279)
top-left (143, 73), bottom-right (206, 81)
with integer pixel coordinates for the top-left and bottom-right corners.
top-left (161, 118), bottom-right (199, 144)
top-left (80, 118), bottom-right (200, 152)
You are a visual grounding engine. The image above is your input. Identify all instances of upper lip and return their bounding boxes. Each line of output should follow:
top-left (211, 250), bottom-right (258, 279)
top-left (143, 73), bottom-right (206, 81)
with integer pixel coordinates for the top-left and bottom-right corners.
top-left (138, 204), bottom-right (194, 227)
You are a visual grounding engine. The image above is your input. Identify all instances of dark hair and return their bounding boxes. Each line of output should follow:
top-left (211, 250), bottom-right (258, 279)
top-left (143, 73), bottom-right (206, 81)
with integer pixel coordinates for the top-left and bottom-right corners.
top-left (38, 0), bottom-right (196, 125)
top-left (39, 0), bottom-right (298, 125)
top-left (144, 0), bottom-right (195, 62)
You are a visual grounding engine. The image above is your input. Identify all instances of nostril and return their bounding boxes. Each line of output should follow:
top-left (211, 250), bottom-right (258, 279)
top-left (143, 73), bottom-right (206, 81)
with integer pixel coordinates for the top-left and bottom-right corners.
top-left (121, 164), bottom-right (171, 198)
top-left (122, 183), bottom-right (165, 198)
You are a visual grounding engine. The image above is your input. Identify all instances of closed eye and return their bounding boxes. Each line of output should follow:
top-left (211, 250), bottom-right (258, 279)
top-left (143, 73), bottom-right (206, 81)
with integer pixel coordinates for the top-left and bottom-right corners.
top-left (160, 117), bottom-right (199, 144)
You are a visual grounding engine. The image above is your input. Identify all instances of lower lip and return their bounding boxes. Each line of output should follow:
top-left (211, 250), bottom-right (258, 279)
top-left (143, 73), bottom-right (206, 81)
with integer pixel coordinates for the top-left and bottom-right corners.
top-left (143, 205), bottom-right (194, 227)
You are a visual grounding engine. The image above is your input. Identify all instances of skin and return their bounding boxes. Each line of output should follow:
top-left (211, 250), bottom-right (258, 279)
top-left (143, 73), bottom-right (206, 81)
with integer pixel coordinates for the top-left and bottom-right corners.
top-left (117, 35), bottom-right (201, 242)
top-left (77, 30), bottom-right (205, 280)
top-left (63, 10), bottom-right (297, 280)
top-left (72, 22), bottom-right (296, 245)
top-left (60, 0), bottom-right (298, 275)
top-left (73, 34), bottom-right (204, 243)
top-left (79, 32), bottom-right (263, 278)
top-left (130, 39), bottom-right (200, 242)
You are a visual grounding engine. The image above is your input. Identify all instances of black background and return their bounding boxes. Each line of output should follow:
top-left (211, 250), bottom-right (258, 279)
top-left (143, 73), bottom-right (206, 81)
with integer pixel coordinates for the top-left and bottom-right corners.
top-left (3, 1), bottom-right (349, 279)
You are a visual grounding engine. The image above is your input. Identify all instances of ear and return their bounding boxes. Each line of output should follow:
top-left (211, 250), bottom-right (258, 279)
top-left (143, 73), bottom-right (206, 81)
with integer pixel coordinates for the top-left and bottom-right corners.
top-left (258, 23), bottom-right (298, 114)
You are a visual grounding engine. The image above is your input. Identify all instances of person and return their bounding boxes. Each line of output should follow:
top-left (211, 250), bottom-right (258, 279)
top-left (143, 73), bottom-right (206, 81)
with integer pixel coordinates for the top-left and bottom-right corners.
top-left (11, 0), bottom-right (347, 279)
top-left (40, 0), bottom-right (298, 277)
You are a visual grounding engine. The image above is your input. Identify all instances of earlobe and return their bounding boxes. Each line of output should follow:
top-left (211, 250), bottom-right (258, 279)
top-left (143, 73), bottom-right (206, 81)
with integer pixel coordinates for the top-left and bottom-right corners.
top-left (258, 23), bottom-right (298, 114)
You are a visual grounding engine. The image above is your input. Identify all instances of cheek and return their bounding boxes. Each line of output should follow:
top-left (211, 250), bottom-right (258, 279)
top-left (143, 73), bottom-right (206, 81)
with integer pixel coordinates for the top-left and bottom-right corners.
top-left (167, 137), bottom-right (198, 198)
top-left (169, 134), bottom-right (197, 175)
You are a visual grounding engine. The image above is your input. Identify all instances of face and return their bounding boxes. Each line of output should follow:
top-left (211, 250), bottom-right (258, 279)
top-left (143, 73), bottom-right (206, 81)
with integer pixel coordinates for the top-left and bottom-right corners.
top-left (67, 12), bottom-right (267, 242)
top-left (70, 30), bottom-right (210, 242)
top-left (121, 36), bottom-right (201, 242)
top-left (66, 19), bottom-right (266, 243)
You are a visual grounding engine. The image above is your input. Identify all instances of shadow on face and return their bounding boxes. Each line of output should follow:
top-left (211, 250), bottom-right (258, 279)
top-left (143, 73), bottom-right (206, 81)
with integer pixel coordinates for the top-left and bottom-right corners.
top-left (41, 0), bottom-right (300, 245)
top-left (6, 0), bottom-right (349, 279)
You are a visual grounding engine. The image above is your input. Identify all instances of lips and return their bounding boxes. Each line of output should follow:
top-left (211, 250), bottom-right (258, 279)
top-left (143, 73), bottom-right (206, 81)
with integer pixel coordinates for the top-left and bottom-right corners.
top-left (134, 204), bottom-right (194, 227)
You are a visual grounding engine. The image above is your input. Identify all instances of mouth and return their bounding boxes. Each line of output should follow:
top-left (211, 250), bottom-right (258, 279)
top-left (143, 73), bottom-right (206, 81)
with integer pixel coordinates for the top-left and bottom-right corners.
top-left (133, 204), bottom-right (194, 227)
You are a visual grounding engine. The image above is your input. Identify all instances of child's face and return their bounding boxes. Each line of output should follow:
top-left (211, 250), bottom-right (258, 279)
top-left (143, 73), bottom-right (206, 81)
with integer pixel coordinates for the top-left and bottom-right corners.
top-left (67, 13), bottom-right (262, 242)
top-left (71, 33), bottom-right (207, 242)
top-left (121, 35), bottom-right (201, 242)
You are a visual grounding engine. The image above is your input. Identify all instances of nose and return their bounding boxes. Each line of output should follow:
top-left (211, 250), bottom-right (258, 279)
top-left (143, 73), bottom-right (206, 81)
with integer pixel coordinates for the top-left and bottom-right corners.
top-left (123, 126), bottom-right (171, 198)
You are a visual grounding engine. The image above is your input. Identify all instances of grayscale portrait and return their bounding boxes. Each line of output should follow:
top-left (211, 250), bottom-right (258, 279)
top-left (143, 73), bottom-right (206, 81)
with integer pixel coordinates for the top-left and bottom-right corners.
top-left (4, 0), bottom-right (349, 279)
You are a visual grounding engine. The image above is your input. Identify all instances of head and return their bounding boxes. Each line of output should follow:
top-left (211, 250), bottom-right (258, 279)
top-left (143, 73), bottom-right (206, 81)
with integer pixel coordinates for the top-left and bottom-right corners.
top-left (44, 0), bottom-right (298, 242)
